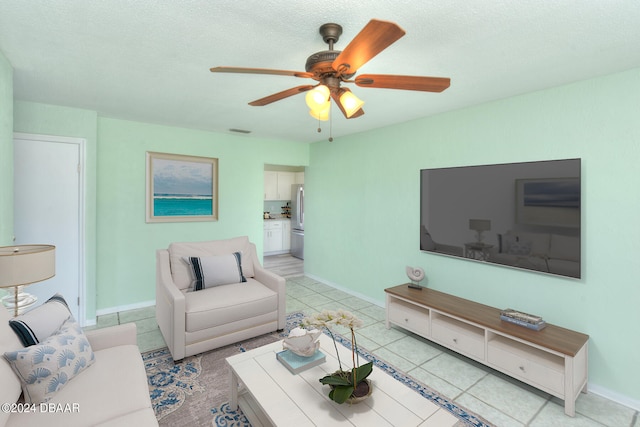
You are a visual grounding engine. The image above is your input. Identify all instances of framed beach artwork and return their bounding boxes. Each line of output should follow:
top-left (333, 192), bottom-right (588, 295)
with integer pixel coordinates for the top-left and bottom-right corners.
top-left (146, 152), bottom-right (218, 223)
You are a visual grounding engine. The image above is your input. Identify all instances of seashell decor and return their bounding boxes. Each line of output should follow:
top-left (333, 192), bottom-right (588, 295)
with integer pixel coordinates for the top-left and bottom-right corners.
top-left (406, 266), bottom-right (425, 287)
top-left (283, 327), bottom-right (322, 357)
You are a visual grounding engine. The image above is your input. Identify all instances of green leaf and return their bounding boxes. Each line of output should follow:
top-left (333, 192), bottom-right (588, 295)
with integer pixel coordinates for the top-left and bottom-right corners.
top-left (331, 385), bottom-right (354, 404)
top-left (319, 375), bottom-right (352, 386)
top-left (353, 362), bottom-right (373, 384)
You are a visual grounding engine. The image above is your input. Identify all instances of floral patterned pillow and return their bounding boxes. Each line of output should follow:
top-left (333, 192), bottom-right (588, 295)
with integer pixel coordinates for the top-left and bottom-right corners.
top-left (3, 317), bottom-right (95, 404)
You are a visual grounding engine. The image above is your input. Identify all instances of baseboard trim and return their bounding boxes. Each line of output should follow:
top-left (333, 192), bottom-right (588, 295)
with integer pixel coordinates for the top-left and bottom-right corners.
top-left (588, 384), bottom-right (640, 412)
top-left (303, 273), bottom-right (384, 308)
top-left (95, 299), bottom-right (156, 318)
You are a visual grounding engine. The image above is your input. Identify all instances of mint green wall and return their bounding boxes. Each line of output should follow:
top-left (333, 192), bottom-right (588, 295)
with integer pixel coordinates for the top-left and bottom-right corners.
top-left (12, 101), bottom-right (99, 320)
top-left (10, 106), bottom-right (308, 316)
top-left (95, 118), bottom-right (308, 310)
top-left (0, 52), bottom-right (13, 245)
top-left (306, 68), bottom-right (640, 402)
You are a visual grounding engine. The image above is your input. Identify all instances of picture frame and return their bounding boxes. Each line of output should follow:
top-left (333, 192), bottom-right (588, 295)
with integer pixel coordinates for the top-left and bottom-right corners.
top-left (515, 177), bottom-right (580, 227)
top-left (146, 151), bottom-right (218, 223)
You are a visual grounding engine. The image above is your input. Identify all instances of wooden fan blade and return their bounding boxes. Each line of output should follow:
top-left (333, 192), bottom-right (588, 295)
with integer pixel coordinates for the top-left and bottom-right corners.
top-left (210, 66), bottom-right (313, 79)
top-left (332, 20), bottom-right (405, 75)
top-left (249, 85), bottom-right (315, 106)
top-left (330, 89), bottom-right (365, 119)
top-left (355, 74), bottom-right (451, 92)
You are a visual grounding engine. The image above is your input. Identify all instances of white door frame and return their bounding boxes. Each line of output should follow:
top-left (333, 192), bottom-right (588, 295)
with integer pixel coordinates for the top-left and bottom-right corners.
top-left (13, 132), bottom-right (87, 324)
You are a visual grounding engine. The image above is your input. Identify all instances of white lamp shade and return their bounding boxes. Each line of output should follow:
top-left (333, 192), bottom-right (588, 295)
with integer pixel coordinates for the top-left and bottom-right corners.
top-left (0, 245), bottom-right (55, 288)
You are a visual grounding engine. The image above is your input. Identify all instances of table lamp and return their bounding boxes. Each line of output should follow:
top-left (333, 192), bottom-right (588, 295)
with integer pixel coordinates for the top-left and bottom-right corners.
top-left (469, 219), bottom-right (491, 243)
top-left (0, 244), bottom-right (55, 317)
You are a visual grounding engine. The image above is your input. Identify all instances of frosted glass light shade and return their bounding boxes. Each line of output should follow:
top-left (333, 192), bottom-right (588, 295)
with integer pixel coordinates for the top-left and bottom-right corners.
top-left (339, 91), bottom-right (364, 118)
top-left (305, 85), bottom-right (330, 110)
top-left (309, 102), bottom-right (330, 121)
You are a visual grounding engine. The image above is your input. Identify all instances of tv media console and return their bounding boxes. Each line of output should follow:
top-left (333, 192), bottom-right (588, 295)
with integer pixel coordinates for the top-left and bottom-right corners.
top-left (385, 284), bottom-right (589, 417)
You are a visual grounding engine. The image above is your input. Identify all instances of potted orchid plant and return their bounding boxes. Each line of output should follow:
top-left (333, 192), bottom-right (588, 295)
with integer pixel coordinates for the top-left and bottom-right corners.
top-left (300, 309), bottom-right (373, 404)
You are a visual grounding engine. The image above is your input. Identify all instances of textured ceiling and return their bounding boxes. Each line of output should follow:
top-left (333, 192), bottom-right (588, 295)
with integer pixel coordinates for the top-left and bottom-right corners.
top-left (1, 1), bottom-right (640, 143)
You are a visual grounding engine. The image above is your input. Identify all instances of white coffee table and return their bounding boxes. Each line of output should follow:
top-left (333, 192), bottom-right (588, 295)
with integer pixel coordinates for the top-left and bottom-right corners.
top-left (226, 334), bottom-right (460, 426)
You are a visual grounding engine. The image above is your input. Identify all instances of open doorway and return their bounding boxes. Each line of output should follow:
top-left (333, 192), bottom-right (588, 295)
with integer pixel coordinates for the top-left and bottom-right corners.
top-left (263, 164), bottom-right (305, 275)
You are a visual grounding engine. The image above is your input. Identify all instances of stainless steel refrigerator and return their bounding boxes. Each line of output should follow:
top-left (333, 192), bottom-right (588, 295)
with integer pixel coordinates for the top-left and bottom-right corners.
top-left (290, 184), bottom-right (304, 259)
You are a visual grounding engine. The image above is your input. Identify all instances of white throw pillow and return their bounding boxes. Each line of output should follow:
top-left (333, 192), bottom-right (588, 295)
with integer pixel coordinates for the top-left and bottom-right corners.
top-left (9, 294), bottom-right (72, 347)
top-left (184, 252), bottom-right (247, 291)
top-left (168, 236), bottom-right (256, 290)
top-left (3, 317), bottom-right (95, 404)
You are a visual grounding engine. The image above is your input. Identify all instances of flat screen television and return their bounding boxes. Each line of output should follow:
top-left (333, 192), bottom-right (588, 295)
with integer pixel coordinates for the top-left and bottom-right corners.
top-left (420, 158), bottom-right (581, 279)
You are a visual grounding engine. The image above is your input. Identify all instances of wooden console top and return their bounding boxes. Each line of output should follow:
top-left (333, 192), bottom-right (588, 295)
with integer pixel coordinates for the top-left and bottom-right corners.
top-left (385, 284), bottom-right (588, 357)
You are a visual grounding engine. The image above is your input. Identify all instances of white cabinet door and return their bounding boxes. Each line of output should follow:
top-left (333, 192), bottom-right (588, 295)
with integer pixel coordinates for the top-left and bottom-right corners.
top-left (264, 171), bottom-right (278, 200)
top-left (264, 171), bottom-right (294, 200)
top-left (282, 220), bottom-right (291, 251)
top-left (276, 172), bottom-right (294, 200)
top-left (264, 221), bottom-right (283, 253)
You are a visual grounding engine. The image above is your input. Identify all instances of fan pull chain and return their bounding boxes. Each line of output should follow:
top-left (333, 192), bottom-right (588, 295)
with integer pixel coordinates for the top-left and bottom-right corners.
top-left (329, 111), bottom-right (333, 142)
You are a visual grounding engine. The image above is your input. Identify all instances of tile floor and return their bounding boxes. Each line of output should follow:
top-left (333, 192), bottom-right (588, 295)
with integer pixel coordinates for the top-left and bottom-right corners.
top-left (89, 264), bottom-right (639, 427)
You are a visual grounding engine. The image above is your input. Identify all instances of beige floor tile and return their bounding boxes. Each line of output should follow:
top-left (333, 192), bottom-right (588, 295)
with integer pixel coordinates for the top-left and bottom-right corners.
top-left (455, 393), bottom-right (524, 427)
top-left (408, 366), bottom-right (463, 400)
top-left (531, 400), bottom-right (610, 427)
top-left (467, 374), bottom-right (548, 423)
top-left (358, 322), bottom-right (407, 346)
top-left (134, 316), bottom-right (160, 334)
top-left (420, 352), bottom-right (488, 391)
top-left (118, 306), bottom-right (155, 323)
top-left (137, 328), bottom-right (166, 353)
top-left (96, 313), bottom-right (118, 328)
top-left (383, 335), bottom-right (443, 366)
top-left (574, 391), bottom-right (637, 427)
top-left (296, 293), bottom-right (333, 308)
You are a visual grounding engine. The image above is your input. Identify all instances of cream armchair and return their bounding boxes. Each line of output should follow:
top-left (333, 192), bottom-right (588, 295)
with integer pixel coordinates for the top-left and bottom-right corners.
top-left (156, 236), bottom-right (286, 361)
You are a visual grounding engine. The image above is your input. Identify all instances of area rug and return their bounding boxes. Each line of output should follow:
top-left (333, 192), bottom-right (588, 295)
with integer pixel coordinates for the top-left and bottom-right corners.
top-left (143, 312), bottom-right (495, 427)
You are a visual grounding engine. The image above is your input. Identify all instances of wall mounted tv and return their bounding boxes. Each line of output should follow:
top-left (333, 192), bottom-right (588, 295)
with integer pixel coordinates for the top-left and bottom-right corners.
top-left (420, 159), bottom-right (581, 279)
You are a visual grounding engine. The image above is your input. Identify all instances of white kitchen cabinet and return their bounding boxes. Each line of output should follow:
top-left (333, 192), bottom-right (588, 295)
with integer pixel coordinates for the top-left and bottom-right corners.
top-left (282, 220), bottom-right (291, 251)
top-left (263, 220), bottom-right (283, 253)
top-left (264, 171), bottom-right (295, 200)
top-left (264, 171), bottom-right (278, 200)
top-left (264, 219), bottom-right (292, 255)
top-left (276, 172), bottom-right (294, 200)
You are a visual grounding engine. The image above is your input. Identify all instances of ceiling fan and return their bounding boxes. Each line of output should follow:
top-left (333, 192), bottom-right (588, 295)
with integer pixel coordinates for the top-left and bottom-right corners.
top-left (210, 19), bottom-right (450, 121)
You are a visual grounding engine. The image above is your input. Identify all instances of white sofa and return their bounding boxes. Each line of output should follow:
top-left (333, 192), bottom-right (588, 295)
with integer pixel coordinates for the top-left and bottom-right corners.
top-left (490, 230), bottom-right (580, 278)
top-left (0, 307), bottom-right (157, 427)
top-left (156, 236), bottom-right (286, 361)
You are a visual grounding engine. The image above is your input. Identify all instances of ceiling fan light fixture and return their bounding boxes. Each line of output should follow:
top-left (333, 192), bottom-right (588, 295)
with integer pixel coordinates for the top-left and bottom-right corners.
top-left (309, 100), bottom-right (330, 121)
top-left (339, 91), bottom-right (364, 118)
top-left (309, 108), bottom-right (329, 121)
top-left (305, 85), bottom-right (330, 110)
